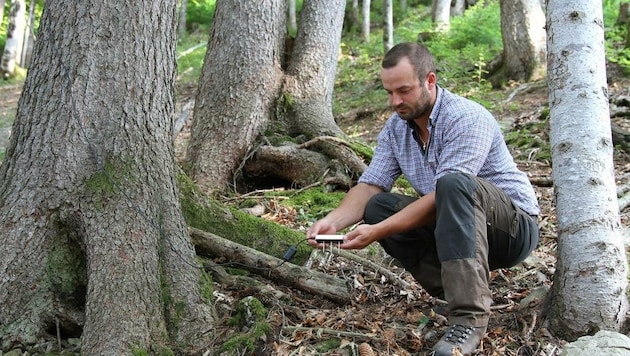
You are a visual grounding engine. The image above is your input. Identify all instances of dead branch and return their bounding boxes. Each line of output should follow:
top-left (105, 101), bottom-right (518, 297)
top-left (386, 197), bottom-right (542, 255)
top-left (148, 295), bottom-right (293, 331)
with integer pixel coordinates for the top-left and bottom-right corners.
top-left (189, 227), bottom-right (351, 304)
top-left (327, 247), bottom-right (411, 290)
top-left (282, 325), bottom-right (379, 340)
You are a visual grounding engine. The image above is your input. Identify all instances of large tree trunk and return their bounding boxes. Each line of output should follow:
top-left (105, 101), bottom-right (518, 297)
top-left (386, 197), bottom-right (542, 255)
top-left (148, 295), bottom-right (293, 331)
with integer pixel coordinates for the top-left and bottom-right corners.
top-left (186, 0), bottom-right (357, 193)
top-left (546, 0), bottom-right (628, 341)
top-left (185, 0), bottom-right (286, 193)
top-left (382, 0), bottom-right (394, 52)
top-left (362, 0), bottom-right (371, 42)
top-left (488, 0), bottom-right (546, 87)
top-left (0, 0), bottom-right (214, 354)
top-left (431, 0), bottom-right (450, 31)
top-left (1, 0), bottom-right (26, 78)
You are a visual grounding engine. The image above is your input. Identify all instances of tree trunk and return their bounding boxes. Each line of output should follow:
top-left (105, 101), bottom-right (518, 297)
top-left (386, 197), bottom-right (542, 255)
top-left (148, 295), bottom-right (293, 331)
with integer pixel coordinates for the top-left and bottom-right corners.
top-left (187, 0), bottom-right (352, 193)
top-left (489, 0), bottom-right (546, 87)
top-left (0, 0), bottom-right (6, 27)
top-left (185, 0), bottom-right (286, 192)
top-left (178, 0), bottom-right (187, 38)
top-left (362, 0), bottom-right (371, 42)
top-left (0, 0), bottom-right (214, 354)
top-left (20, 0), bottom-right (36, 68)
top-left (431, 0), bottom-right (450, 31)
top-left (546, 0), bottom-right (628, 341)
top-left (1, 0), bottom-right (26, 78)
top-left (382, 0), bottom-right (394, 52)
top-left (452, 0), bottom-right (466, 16)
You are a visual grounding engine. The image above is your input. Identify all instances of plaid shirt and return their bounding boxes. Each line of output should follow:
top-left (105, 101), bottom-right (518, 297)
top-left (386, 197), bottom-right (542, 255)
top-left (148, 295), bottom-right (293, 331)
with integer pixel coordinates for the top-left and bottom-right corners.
top-left (359, 86), bottom-right (540, 216)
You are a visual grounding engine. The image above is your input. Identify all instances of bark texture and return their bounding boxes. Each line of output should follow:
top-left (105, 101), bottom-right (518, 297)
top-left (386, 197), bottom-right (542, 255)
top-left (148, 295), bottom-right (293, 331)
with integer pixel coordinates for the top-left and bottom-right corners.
top-left (0, 0), bottom-right (214, 354)
top-left (187, 0), bottom-right (351, 193)
top-left (1, 0), bottom-right (26, 78)
top-left (546, 0), bottom-right (628, 340)
top-left (489, 0), bottom-right (546, 87)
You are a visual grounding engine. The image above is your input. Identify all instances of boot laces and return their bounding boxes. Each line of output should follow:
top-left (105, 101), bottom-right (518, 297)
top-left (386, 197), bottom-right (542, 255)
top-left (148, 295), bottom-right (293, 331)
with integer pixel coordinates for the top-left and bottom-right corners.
top-left (444, 324), bottom-right (474, 345)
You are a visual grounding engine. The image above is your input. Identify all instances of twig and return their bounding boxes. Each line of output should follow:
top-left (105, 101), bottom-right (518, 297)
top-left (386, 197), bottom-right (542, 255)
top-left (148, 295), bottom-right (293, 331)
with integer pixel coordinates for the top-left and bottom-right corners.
top-left (297, 135), bottom-right (352, 149)
top-left (177, 42), bottom-right (206, 60)
top-left (330, 247), bottom-right (411, 290)
top-left (282, 325), bottom-right (378, 340)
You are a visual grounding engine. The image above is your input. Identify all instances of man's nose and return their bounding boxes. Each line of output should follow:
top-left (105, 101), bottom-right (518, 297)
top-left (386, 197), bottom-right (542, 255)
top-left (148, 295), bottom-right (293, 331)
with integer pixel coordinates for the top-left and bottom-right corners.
top-left (390, 93), bottom-right (403, 106)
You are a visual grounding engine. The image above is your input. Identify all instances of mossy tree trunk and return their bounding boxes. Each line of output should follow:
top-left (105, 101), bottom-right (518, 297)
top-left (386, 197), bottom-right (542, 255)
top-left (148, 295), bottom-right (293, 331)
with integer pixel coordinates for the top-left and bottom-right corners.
top-left (0, 1), bottom-right (214, 354)
top-left (185, 0), bottom-right (363, 194)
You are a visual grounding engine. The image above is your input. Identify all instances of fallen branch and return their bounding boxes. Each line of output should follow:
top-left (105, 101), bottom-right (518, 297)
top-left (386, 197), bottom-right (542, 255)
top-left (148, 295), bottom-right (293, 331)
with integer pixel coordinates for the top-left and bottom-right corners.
top-left (189, 227), bottom-right (352, 304)
top-left (281, 326), bottom-right (378, 340)
top-left (328, 247), bottom-right (411, 291)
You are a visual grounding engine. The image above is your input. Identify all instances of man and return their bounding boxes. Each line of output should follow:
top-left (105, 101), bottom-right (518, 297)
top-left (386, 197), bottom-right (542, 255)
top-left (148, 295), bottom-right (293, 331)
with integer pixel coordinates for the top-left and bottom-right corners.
top-left (307, 42), bottom-right (540, 356)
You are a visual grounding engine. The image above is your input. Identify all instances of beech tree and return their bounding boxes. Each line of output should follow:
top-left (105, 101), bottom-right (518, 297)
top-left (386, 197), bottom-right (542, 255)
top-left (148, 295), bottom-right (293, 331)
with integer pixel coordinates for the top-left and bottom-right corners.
top-left (362, 0), bottom-right (371, 42)
top-left (0, 0), bottom-right (214, 354)
top-left (383, 0), bottom-right (393, 51)
top-left (546, 0), bottom-right (628, 340)
top-left (186, 0), bottom-right (366, 193)
top-left (1, 0), bottom-right (26, 78)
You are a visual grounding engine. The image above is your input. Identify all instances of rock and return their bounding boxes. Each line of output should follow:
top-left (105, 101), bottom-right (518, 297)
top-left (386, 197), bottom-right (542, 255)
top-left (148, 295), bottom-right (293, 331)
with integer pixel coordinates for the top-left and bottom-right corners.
top-left (561, 330), bottom-right (630, 355)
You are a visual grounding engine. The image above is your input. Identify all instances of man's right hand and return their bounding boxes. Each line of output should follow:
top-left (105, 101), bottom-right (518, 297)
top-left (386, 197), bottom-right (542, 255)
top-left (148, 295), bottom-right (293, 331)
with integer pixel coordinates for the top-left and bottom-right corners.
top-left (306, 220), bottom-right (337, 247)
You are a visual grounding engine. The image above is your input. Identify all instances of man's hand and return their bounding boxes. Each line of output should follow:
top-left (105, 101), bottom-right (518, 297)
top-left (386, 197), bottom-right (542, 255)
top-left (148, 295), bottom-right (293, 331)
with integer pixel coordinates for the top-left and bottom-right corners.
top-left (306, 220), bottom-right (337, 248)
top-left (340, 224), bottom-right (381, 249)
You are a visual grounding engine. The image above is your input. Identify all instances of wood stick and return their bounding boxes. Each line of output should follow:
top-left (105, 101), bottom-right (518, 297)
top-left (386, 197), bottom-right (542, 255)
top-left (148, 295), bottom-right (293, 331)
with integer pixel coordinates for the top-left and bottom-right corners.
top-left (189, 227), bottom-right (351, 304)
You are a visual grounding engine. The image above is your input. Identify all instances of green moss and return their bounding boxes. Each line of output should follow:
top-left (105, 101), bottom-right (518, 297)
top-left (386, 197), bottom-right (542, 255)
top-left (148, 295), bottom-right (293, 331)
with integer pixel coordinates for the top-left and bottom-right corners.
top-left (313, 338), bottom-right (342, 353)
top-left (348, 140), bottom-right (374, 162)
top-left (131, 347), bottom-right (148, 356)
top-left (84, 157), bottom-right (134, 208)
top-left (282, 186), bottom-right (345, 221)
top-left (198, 266), bottom-right (214, 302)
top-left (219, 296), bottom-right (272, 354)
top-left (177, 173), bottom-right (312, 265)
top-left (46, 232), bottom-right (86, 301)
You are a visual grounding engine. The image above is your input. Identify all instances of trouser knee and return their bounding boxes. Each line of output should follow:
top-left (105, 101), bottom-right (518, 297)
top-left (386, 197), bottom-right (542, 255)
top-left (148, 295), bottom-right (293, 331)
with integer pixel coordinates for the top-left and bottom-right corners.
top-left (364, 192), bottom-right (416, 224)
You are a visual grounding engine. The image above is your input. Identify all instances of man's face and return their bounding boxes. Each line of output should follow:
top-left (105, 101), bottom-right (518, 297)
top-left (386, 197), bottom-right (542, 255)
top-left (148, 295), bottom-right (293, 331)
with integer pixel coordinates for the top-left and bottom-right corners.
top-left (381, 57), bottom-right (433, 122)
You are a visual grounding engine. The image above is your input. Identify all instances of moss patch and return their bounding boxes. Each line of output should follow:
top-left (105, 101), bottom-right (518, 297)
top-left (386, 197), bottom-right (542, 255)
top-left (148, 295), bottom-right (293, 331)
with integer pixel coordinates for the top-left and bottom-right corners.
top-left (177, 173), bottom-right (312, 265)
top-left (219, 296), bottom-right (271, 354)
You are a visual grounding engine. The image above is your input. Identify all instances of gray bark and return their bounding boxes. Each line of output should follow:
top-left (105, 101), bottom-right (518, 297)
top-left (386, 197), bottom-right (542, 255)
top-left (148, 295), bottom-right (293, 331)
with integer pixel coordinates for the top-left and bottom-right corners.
top-left (362, 0), bottom-right (371, 42)
top-left (0, 0), bottom-right (6, 37)
top-left (382, 0), bottom-right (393, 52)
top-left (186, 0), bottom-right (286, 192)
top-left (0, 0), bottom-right (214, 354)
top-left (178, 0), bottom-right (187, 38)
top-left (190, 227), bottom-right (352, 304)
top-left (499, 0), bottom-right (546, 82)
top-left (431, 0), bottom-right (450, 31)
top-left (187, 0), bottom-right (347, 192)
top-left (546, 0), bottom-right (628, 340)
top-left (1, 0), bottom-right (26, 77)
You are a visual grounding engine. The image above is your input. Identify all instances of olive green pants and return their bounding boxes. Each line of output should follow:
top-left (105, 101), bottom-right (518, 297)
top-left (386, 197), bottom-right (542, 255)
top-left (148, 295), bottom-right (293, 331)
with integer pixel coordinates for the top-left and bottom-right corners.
top-left (364, 173), bottom-right (539, 327)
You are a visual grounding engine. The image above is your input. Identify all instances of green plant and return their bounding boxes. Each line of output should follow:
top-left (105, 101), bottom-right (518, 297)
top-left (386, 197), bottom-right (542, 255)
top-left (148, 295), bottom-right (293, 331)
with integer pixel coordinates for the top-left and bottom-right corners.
top-left (186, 0), bottom-right (216, 28)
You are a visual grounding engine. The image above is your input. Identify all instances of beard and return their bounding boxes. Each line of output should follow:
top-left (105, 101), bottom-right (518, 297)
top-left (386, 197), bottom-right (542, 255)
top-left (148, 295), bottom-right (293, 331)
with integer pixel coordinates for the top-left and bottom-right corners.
top-left (395, 86), bottom-right (432, 121)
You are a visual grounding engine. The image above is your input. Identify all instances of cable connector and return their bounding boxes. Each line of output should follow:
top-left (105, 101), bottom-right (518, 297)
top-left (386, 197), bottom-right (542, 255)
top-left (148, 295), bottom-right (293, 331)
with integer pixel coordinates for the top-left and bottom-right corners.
top-left (282, 245), bottom-right (298, 262)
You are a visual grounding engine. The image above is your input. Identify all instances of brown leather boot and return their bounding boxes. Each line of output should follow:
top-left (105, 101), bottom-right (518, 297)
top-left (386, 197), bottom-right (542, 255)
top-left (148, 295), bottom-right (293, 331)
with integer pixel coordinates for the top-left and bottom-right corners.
top-left (431, 324), bottom-right (486, 355)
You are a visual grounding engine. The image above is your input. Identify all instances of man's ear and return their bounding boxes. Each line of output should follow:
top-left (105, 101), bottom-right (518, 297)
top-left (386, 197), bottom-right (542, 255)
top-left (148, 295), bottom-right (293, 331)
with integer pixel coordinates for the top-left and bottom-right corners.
top-left (426, 72), bottom-right (437, 88)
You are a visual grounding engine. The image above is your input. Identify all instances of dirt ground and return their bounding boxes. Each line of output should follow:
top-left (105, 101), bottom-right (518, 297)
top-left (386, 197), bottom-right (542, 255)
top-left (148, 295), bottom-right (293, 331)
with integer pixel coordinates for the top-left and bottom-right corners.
top-left (1, 69), bottom-right (630, 355)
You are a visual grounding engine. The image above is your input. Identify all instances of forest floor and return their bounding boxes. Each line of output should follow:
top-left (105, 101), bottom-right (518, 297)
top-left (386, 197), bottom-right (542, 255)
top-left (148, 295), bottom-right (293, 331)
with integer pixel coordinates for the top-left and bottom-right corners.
top-left (1, 65), bottom-right (630, 355)
top-left (196, 66), bottom-right (630, 355)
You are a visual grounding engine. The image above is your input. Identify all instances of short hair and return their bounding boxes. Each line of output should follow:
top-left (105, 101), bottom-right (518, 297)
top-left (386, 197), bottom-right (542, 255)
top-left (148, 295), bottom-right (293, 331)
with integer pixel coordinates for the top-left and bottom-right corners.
top-left (382, 42), bottom-right (436, 81)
